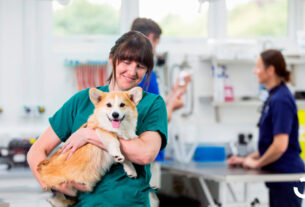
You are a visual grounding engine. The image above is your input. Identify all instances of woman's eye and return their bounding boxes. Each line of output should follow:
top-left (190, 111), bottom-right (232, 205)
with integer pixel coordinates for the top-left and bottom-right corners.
top-left (137, 64), bottom-right (146, 69)
top-left (120, 103), bottom-right (125, 107)
top-left (107, 103), bottom-right (112, 107)
top-left (123, 60), bottom-right (130, 64)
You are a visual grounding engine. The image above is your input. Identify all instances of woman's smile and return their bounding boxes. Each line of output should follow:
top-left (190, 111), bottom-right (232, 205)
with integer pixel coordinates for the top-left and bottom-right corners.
top-left (113, 60), bottom-right (147, 91)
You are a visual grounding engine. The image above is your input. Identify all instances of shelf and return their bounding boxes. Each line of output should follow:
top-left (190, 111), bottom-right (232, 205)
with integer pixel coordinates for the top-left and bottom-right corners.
top-left (201, 57), bottom-right (305, 66)
top-left (212, 100), bottom-right (261, 107)
top-left (212, 100), bottom-right (305, 108)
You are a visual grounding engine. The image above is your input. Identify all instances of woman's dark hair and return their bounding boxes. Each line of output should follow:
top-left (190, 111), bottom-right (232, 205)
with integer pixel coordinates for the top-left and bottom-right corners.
top-left (108, 31), bottom-right (154, 89)
top-left (260, 49), bottom-right (290, 82)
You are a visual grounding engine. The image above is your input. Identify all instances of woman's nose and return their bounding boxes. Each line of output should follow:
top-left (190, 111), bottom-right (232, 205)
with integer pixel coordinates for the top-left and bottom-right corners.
top-left (128, 62), bottom-right (137, 76)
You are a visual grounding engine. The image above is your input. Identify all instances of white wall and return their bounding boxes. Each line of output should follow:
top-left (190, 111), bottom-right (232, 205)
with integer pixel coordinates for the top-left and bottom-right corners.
top-left (0, 0), bottom-right (52, 140)
top-left (0, 1), bottom-right (304, 148)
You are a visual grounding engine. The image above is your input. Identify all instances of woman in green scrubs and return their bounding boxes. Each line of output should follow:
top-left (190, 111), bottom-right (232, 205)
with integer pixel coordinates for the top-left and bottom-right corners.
top-left (27, 31), bottom-right (168, 207)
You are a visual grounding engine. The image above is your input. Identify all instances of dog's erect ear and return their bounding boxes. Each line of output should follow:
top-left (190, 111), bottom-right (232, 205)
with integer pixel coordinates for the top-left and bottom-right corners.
top-left (89, 88), bottom-right (104, 105)
top-left (127, 87), bottom-right (143, 105)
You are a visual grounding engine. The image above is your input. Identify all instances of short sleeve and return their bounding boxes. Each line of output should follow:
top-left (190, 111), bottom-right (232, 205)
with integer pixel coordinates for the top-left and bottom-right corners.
top-left (138, 96), bottom-right (168, 150)
top-left (49, 93), bottom-right (80, 142)
top-left (271, 99), bottom-right (293, 136)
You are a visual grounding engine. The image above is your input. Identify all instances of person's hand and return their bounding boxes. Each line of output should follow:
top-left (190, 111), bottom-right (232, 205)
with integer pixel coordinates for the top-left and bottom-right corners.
top-left (52, 181), bottom-right (90, 196)
top-left (242, 157), bottom-right (260, 169)
top-left (227, 156), bottom-right (245, 166)
top-left (168, 90), bottom-right (184, 111)
top-left (172, 73), bottom-right (192, 95)
top-left (61, 128), bottom-right (95, 160)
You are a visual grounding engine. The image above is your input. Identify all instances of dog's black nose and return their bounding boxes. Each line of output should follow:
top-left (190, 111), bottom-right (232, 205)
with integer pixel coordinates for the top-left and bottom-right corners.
top-left (112, 112), bottom-right (119, 119)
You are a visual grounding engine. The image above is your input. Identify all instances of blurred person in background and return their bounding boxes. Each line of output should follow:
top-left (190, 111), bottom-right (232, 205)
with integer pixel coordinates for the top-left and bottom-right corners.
top-left (131, 17), bottom-right (191, 122)
top-left (228, 49), bottom-right (305, 207)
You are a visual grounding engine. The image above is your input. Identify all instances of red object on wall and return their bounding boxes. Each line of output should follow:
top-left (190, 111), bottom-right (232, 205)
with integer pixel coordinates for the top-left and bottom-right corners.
top-left (75, 63), bottom-right (108, 91)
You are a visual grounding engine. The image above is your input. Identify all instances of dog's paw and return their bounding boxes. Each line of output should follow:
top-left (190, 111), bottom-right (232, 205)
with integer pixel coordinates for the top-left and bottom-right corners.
top-left (113, 154), bottom-right (125, 163)
top-left (126, 170), bottom-right (137, 179)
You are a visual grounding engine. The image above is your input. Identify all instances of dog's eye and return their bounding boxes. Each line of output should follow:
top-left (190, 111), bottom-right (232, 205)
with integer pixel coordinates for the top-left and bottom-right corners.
top-left (106, 103), bottom-right (112, 107)
top-left (120, 103), bottom-right (125, 107)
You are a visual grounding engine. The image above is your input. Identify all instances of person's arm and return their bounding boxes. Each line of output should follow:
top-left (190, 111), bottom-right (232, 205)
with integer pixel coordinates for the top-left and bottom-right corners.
top-left (166, 94), bottom-right (183, 122)
top-left (243, 134), bottom-right (288, 169)
top-left (227, 151), bottom-right (260, 166)
top-left (27, 126), bottom-right (90, 194)
top-left (165, 74), bottom-right (191, 122)
top-left (119, 131), bottom-right (162, 165)
top-left (60, 128), bottom-right (161, 165)
top-left (248, 151), bottom-right (260, 159)
top-left (27, 126), bottom-right (62, 189)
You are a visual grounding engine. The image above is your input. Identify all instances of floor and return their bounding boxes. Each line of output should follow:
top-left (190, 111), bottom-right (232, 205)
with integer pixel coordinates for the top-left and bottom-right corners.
top-left (1, 165), bottom-right (305, 207)
top-left (0, 166), bottom-right (51, 207)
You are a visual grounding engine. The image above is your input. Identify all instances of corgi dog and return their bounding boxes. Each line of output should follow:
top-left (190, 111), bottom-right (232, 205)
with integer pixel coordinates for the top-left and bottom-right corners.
top-left (37, 87), bottom-right (143, 207)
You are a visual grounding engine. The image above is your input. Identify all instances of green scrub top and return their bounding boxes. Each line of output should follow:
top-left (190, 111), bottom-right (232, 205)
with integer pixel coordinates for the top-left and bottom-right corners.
top-left (49, 85), bottom-right (168, 207)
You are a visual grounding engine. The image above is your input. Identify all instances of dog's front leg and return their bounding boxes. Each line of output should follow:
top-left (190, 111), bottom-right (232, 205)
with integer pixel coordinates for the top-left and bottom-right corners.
top-left (123, 160), bottom-right (137, 178)
top-left (96, 129), bottom-right (124, 163)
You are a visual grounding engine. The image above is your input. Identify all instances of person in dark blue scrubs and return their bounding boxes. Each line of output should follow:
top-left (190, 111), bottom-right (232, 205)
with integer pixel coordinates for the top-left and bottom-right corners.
top-left (228, 49), bottom-right (305, 207)
top-left (131, 17), bottom-right (191, 122)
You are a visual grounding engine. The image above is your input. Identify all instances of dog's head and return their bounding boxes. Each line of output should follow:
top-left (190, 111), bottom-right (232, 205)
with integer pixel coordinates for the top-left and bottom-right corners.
top-left (89, 87), bottom-right (143, 134)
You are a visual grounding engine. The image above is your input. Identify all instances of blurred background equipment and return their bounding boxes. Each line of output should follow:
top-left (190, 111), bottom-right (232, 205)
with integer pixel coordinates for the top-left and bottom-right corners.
top-left (0, 138), bottom-right (35, 169)
top-left (65, 59), bottom-right (109, 91)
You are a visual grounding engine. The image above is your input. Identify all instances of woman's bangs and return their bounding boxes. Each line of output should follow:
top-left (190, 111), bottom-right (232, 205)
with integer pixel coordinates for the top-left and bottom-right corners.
top-left (117, 43), bottom-right (153, 69)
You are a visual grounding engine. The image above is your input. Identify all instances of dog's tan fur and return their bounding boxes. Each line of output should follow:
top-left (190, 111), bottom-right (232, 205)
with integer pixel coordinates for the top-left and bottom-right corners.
top-left (37, 87), bottom-right (142, 207)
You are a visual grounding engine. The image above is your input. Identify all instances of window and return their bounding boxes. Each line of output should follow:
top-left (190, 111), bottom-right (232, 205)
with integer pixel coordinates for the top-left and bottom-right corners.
top-left (227, 0), bottom-right (288, 38)
top-left (53, 0), bottom-right (121, 36)
top-left (139, 0), bottom-right (208, 37)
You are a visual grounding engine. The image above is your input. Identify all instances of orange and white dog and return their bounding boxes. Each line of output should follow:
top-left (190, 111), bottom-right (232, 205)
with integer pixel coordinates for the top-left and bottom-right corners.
top-left (37, 87), bottom-right (143, 207)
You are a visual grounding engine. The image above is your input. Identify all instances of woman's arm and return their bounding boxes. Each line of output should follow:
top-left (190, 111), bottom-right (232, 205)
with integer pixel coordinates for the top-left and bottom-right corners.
top-left (27, 126), bottom-right (91, 194)
top-left (60, 128), bottom-right (161, 165)
top-left (119, 131), bottom-right (162, 165)
top-left (27, 126), bottom-right (62, 189)
top-left (248, 151), bottom-right (260, 159)
top-left (227, 151), bottom-right (260, 166)
top-left (243, 134), bottom-right (288, 169)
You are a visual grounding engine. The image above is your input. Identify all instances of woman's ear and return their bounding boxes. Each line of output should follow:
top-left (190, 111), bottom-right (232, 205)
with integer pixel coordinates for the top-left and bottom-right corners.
top-left (267, 65), bottom-right (276, 76)
top-left (127, 87), bottom-right (143, 105)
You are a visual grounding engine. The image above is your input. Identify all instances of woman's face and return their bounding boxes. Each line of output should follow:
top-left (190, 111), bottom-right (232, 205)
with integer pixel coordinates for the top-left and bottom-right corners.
top-left (253, 56), bottom-right (269, 84)
top-left (114, 59), bottom-right (147, 91)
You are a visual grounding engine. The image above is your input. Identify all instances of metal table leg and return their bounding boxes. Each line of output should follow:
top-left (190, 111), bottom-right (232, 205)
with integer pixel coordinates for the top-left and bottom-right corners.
top-left (198, 178), bottom-right (218, 207)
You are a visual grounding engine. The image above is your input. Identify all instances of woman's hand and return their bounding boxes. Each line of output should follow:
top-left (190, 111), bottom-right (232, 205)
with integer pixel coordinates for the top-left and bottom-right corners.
top-left (61, 128), bottom-right (95, 160)
top-left (227, 156), bottom-right (245, 166)
top-left (52, 182), bottom-right (90, 196)
top-left (242, 156), bottom-right (260, 169)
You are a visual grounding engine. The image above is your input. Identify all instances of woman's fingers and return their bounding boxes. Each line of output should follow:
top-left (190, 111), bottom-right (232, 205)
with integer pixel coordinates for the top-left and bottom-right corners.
top-left (61, 142), bottom-right (72, 154)
top-left (67, 146), bottom-right (77, 160)
top-left (71, 182), bottom-right (90, 192)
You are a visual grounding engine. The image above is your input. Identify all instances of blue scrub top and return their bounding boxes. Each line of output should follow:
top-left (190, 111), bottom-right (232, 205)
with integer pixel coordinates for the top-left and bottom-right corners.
top-left (258, 83), bottom-right (305, 187)
top-left (138, 71), bottom-right (159, 95)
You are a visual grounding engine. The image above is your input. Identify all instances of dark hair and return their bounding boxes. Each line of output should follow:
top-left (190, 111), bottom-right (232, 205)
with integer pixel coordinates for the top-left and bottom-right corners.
top-left (130, 18), bottom-right (162, 41)
top-left (108, 31), bottom-right (154, 88)
top-left (260, 49), bottom-right (290, 82)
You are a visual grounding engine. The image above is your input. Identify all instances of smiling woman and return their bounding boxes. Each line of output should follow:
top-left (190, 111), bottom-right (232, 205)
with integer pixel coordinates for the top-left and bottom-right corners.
top-left (27, 31), bottom-right (168, 207)
top-left (108, 31), bottom-right (154, 91)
